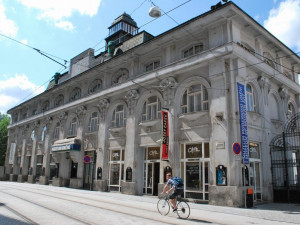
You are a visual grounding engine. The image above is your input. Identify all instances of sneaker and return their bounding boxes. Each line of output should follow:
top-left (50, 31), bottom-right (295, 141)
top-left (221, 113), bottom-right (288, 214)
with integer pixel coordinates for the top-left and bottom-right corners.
top-left (173, 208), bottom-right (177, 212)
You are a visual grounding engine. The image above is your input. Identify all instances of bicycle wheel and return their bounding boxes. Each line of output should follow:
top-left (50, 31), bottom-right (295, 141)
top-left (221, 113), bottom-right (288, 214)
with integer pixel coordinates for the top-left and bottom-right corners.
top-left (176, 201), bottom-right (190, 219)
top-left (157, 199), bottom-right (170, 215)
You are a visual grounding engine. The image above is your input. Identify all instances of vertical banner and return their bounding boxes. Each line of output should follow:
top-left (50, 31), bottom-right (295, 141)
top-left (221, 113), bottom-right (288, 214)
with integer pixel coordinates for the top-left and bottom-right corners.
top-left (161, 110), bottom-right (169, 160)
top-left (9, 143), bottom-right (16, 165)
top-left (237, 82), bottom-right (249, 164)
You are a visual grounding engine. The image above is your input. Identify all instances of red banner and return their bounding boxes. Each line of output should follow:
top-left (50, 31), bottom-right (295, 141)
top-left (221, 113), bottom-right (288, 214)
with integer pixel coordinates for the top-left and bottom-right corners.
top-left (161, 110), bottom-right (169, 160)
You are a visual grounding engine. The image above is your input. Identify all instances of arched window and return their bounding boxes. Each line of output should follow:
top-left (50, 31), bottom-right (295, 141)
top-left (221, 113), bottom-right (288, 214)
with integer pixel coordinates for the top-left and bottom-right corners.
top-left (41, 126), bottom-right (47, 141)
top-left (69, 88), bottom-right (81, 102)
top-left (54, 95), bottom-right (64, 107)
top-left (88, 112), bottom-right (99, 132)
top-left (31, 130), bottom-right (35, 141)
top-left (288, 103), bottom-right (295, 117)
top-left (111, 104), bottom-right (126, 127)
top-left (88, 80), bottom-right (102, 94)
top-left (42, 101), bottom-right (50, 112)
top-left (183, 44), bottom-right (204, 58)
top-left (54, 122), bottom-right (60, 139)
top-left (181, 84), bottom-right (208, 114)
top-left (141, 96), bottom-right (161, 121)
top-left (69, 117), bottom-right (77, 136)
top-left (246, 84), bottom-right (256, 112)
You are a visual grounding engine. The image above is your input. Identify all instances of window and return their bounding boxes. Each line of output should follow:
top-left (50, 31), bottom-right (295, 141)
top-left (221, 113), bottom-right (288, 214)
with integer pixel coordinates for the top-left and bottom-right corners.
top-left (88, 112), bottom-right (99, 132)
top-left (183, 44), bottom-right (204, 58)
top-left (54, 122), bottom-right (60, 139)
top-left (145, 60), bottom-right (160, 72)
top-left (263, 52), bottom-right (276, 69)
top-left (69, 118), bottom-right (77, 136)
top-left (246, 84), bottom-right (256, 112)
top-left (31, 130), bottom-right (35, 141)
top-left (181, 84), bottom-right (208, 114)
top-left (42, 101), bottom-right (50, 112)
top-left (54, 95), bottom-right (64, 107)
top-left (69, 88), bottom-right (81, 102)
top-left (141, 96), bottom-right (161, 121)
top-left (288, 103), bottom-right (295, 118)
top-left (111, 105), bottom-right (126, 127)
top-left (41, 126), bottom-right (47, 141)
top-left (88, 79), bottom-right (102, 94)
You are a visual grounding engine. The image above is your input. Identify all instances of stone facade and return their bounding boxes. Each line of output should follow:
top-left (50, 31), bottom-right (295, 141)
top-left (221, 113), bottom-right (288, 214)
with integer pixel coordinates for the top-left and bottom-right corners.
top-left (4, 3), bottom-right (300, 207)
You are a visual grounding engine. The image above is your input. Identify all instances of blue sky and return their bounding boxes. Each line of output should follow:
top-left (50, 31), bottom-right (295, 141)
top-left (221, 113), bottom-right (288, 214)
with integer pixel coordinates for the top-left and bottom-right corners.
top-left (1, 0), bottom-right (300, 114)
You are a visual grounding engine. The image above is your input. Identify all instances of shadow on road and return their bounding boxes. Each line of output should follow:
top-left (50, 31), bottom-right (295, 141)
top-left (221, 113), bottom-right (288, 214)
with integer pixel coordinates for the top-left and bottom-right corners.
top-left (179, 218), bottom-right (212, 223)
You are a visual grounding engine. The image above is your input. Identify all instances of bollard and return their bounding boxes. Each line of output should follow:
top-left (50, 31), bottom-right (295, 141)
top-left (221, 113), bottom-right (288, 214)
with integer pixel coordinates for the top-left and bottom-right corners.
top-left (246, 188), bottom-right (253, 208)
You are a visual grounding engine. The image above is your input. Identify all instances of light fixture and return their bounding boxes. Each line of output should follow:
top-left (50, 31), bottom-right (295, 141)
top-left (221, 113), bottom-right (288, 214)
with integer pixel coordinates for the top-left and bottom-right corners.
top-left (149, 6), bottom-right (161, 18)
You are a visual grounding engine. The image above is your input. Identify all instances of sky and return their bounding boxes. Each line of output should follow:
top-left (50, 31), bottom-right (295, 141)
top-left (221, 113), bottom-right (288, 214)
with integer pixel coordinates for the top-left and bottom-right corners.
top-left (0, 0), bottom-right (300, 114)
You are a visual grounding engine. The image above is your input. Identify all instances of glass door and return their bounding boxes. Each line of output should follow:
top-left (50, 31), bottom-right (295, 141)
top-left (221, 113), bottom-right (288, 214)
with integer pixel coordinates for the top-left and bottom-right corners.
top-left (249, 161), bottom-right (262, 200)
top-left (108, 149), bottom-right (124, 192)
top-left (143, 147), bottom-right (160, 195)
top-left (180, 143), bottom-right (210, 200)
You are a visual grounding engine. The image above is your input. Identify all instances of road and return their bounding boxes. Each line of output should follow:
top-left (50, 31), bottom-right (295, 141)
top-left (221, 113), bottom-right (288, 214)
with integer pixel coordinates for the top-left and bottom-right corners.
top-left (0, 182), bottom-right (299, 225)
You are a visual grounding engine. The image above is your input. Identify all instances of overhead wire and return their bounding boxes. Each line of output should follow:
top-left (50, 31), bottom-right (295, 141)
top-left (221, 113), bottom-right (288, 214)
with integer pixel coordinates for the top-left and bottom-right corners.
top-left (4, 1), bottom-right (300, 107)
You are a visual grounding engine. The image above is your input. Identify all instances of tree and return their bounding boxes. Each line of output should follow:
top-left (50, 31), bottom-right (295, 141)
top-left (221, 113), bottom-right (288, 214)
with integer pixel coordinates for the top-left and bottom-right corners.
top-left (0, 113), bottom-right (10, 166)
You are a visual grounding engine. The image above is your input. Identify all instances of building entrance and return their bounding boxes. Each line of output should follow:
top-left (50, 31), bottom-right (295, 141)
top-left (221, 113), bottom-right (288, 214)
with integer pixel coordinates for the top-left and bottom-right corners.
top-left (143, 147), bottom-right (160, 195)
top-left (83, 151), bottom-right (96, 190)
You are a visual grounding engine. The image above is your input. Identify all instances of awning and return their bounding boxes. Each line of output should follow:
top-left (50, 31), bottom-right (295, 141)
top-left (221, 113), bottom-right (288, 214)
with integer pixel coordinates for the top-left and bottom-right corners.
top-left (51, 138), bottom-right (81, 152)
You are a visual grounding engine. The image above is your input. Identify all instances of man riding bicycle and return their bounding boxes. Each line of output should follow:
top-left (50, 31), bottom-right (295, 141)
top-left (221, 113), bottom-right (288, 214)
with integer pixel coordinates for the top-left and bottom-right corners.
top-left (162, 172), bottom-right (184, 212)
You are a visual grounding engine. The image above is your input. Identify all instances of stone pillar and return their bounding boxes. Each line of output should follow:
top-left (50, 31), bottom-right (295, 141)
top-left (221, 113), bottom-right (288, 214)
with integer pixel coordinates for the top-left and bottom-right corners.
top-left (94, 99), bottom-right (109, 192)
top-left (28, 121), bottom-right (40, 183)
top-left (39, 116), bottom-right (53, 185)
top-left (121, 90), bottom-right (139, 195)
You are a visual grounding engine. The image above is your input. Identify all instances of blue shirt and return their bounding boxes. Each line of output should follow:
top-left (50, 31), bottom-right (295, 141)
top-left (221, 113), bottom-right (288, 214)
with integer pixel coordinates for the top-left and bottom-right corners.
top-left (166, 177), bottom-right (184, 190)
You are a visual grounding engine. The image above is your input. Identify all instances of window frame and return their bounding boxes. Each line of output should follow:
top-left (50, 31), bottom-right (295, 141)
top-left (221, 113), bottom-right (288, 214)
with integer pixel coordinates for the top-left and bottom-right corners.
top-left (181, 84), bottom-right (208, 114)
top-left (88, 112), bottom-right (99, 133)
top-left (246, 84), bottom-right (256, 112)
top-left (141, 96), bottom-right (161, 121)
top-left (111, 104), bottom-right (126, 127)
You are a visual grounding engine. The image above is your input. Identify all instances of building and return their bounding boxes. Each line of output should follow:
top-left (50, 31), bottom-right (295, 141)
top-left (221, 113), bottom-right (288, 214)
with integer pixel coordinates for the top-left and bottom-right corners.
top-left (5, 2), bottom-right (300, 207)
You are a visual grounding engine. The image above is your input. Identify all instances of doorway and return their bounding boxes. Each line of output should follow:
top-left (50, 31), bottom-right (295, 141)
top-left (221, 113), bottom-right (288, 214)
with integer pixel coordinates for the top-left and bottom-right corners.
top-left (143, 146), bottom-right (160, 195)
top-left (83, 151), bottom-right (96, 190)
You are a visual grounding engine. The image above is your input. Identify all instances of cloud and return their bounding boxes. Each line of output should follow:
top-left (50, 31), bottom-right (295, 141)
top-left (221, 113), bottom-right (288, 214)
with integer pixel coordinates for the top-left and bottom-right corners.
top-left (17, 0), bottom-right (102, 30)
top-left (0, 0), bottom-right (18, 38)
top-left (264, 0), bottom-right (300, 52)
top-left (0, 74), bottom-right (45, 114)
top-left (55, 21), bottom-right (74, 31)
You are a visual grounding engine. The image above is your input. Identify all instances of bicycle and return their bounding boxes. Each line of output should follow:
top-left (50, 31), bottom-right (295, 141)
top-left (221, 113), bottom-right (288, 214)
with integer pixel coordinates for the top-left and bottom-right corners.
top-left (157, 194), bottom-right (190, 219)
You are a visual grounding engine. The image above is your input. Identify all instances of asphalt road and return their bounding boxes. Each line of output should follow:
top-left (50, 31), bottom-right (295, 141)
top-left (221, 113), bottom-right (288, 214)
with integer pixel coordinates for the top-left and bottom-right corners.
top-left (0, 182), bottom-right (299, 225)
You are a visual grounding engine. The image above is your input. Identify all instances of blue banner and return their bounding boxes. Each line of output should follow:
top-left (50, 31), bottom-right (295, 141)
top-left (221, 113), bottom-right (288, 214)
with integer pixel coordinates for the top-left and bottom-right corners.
top-left (237, 82), bottom-right (249, 164)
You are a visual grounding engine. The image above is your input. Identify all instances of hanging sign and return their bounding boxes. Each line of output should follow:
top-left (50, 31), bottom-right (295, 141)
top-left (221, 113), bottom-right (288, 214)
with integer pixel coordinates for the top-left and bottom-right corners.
top-left (161, 110), bottom-right (169, 160)
top-left (237, 82), bottom-right (249, 164)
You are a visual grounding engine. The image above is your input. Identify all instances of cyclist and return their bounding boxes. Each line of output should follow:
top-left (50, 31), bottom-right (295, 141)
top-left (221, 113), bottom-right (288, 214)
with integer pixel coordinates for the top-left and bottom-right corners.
top-left (162, 172), bottom-right (184, 212)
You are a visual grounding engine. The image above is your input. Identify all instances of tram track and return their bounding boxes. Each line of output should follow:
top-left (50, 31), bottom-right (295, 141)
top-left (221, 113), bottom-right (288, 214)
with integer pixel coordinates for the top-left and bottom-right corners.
top-left (0, 184), bottom-right (192, 225)
top-left (0, 202), bottom-right (37, 225)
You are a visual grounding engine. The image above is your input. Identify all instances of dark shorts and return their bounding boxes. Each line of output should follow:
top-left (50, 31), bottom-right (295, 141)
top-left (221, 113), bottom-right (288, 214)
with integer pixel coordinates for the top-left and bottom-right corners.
top-left (169, 189), bottom-right (184, 199)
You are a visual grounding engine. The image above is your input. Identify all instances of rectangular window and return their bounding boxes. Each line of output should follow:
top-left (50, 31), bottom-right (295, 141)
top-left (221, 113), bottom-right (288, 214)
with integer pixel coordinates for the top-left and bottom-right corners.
top-left (249, 142), bottom-right (260, 159)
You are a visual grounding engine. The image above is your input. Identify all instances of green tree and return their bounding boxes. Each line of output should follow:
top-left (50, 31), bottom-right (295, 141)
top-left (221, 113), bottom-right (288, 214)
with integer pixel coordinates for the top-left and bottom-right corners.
top-left (0, 113), bottom-right (10, 166)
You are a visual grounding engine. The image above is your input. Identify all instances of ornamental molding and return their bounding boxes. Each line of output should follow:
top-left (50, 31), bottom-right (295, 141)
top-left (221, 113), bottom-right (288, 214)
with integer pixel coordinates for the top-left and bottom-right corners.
top-left (97, 99), bottom-right (109, 121)
top-left (125, 89), bottom-right (139, 115)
